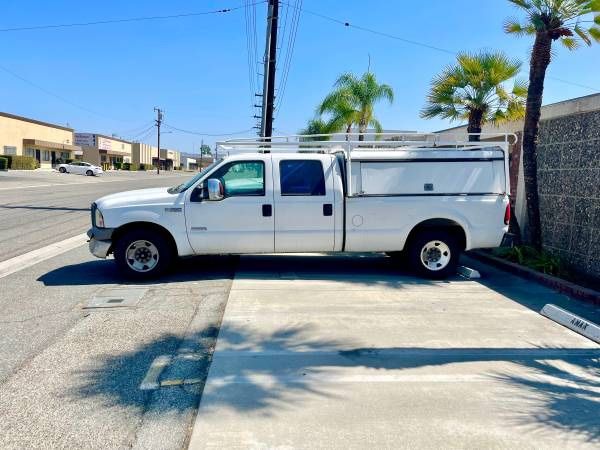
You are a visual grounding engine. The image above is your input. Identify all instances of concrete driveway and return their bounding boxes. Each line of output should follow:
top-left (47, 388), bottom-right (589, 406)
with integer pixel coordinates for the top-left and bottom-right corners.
top-left (189, 254), bottom-right (600, 449)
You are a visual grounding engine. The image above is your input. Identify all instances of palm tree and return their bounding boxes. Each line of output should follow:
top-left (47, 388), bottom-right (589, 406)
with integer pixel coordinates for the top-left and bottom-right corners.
top-left (504, 0), bottom-right (600, 249)
top-left (318, 71), bottom-right (394, 140)
top-left (420, 51), bottom-right (527, 141)
top-left (299, 118), bottom-right (333, 141)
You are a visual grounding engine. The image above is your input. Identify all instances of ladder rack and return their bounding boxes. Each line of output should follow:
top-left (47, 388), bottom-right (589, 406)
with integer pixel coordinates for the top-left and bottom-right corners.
top-left (216, 132), bottom-right (517, 153)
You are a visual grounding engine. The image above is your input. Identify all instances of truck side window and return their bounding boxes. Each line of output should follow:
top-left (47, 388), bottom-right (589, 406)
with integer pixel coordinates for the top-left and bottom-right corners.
top-left (280, 160), bottom-right (325, 196)
top-left (212, 161), bottom-right (265, 197)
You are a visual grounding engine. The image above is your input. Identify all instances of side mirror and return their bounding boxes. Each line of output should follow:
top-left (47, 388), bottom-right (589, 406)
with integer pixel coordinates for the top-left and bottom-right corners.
top-left (207, 178), bottom-right (224, 201)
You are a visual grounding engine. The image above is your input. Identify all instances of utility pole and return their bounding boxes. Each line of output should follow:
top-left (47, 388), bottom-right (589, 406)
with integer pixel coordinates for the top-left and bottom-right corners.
top-left (154, 107), bottom-right (163, 174)
top-left (260, 0), bottom-right (279, 139)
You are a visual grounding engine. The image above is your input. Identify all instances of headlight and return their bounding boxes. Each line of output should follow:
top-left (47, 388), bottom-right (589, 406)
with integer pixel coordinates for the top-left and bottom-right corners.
top-left (95, 207), bottom-right (105, 228)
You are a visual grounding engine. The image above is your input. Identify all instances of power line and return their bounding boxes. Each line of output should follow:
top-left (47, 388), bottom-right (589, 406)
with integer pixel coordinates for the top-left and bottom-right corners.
top-left (116, 121), bottom-right (156, 137)
top-left (163, 123), bottom-right (254, 137)
top-left (285, 2), bottom-right (599, 93)
top-left (0, 63), bottom-right (133, 122)
top-left (128, 124), bottom-right (156, 140)
top-left (274, 0), bottom-right (302, 115)
top-left (0, 2), bottom-right (267, 33)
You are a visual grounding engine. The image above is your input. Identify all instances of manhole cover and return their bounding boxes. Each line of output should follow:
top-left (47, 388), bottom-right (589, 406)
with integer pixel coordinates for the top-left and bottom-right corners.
top-left (84, 287), bottom-right (148, 309)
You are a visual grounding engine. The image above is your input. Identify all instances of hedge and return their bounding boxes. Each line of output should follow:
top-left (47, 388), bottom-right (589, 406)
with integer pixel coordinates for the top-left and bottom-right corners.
top-left (0, 157), bottom-right (7, 170)
top-left (122, 162), bottom-right (139, 171)
top-left (139, 164), bottom-right (147, 171)
top-left (4, 155), bottom-right (38, 170)
top-left (113, 162), bottom-right (122, 170)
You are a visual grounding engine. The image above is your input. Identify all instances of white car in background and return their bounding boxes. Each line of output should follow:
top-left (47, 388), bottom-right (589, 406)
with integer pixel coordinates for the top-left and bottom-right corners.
top-left (58, 161), bottom-right (103, 176)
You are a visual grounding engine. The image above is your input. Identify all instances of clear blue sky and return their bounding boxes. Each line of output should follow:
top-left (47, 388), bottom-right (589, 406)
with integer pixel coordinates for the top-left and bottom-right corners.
top-left (1, 0), bottom-right (598, 152)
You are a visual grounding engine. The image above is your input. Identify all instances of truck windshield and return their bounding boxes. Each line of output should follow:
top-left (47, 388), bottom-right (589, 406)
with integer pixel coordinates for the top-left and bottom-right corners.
top-left (168, 161), bottom-right (220, 194)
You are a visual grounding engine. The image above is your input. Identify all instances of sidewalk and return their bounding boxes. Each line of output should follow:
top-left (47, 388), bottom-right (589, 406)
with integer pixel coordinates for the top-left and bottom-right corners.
top-left (188, 254), bottom-right (600, 449)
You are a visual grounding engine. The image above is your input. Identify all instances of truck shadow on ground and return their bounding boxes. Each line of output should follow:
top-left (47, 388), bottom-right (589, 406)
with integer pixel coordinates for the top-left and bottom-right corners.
top-left (38, 253), bottom-right (462, 288)
top-left (68, 320), bottom-right (600, 443)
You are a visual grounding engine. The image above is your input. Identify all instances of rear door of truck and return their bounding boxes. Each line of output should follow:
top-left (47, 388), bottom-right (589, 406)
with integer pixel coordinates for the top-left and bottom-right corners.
top-left (272, 154), bottom-right (336, 252)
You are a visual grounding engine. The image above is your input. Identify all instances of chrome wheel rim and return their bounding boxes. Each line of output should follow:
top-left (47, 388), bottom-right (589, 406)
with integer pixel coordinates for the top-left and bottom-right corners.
top-left (420, 240), bottom-right (451, 271)
top-left (126, 240), bottom-right (159, 272)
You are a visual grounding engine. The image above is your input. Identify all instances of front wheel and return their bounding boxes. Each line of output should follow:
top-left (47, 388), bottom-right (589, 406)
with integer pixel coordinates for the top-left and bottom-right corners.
top-left (407, 230), bottom-right (460, 279)
top-left (59, 167), bottom-right (66, 173)
top-left (114, 229), bottom-right (174, 279)
top-left (86, 170), bottom-right (94, 176)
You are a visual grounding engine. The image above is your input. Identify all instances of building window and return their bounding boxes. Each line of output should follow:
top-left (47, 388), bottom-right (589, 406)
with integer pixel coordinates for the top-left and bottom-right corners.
top-left (61, 152), bottom-right (70, 159)
top-left (25, 148), bottom-right (35, 158)
top-left (2, 146), bottom-right (17, 155)
top-left (43, 150), bottom-right (50, 161)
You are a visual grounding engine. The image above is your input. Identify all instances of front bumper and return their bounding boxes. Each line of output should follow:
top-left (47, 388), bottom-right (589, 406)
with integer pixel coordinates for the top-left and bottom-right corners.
top-left (87, 227), bottom-right (114, 259)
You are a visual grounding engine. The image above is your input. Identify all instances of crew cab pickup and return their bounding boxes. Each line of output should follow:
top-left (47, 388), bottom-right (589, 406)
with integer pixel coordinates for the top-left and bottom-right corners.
top-left (88, 134), bottom-right (512, 279)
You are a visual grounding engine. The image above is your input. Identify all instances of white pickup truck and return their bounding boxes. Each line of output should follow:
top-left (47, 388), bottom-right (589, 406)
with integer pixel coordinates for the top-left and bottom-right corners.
top-left (87, 134), bottom-right (512, 279)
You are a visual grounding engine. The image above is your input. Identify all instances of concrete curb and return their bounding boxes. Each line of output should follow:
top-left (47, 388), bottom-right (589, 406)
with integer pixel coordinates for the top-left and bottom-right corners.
top-left (468, 250), bottom-right (600, 306)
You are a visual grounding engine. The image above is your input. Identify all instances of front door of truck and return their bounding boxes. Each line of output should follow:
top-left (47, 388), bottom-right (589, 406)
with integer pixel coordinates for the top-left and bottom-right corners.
top-left (273, 155), bottom-right (336, 252)
top-left (185, 158), bottom-right (275, 254)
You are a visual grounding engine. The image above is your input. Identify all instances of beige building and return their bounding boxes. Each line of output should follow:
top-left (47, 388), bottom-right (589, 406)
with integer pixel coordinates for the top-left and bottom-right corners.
top-left (75, 133), bottom-right (132, 169)
top-left (131, 142), bottom-right (157, 167)
top-left (158, 148), bottom-right (181, 170)
top-left (0, 112), bottom-right (80, 169)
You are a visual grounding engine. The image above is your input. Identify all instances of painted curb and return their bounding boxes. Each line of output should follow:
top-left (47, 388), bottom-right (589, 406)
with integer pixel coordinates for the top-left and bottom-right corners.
top-left (468, 250), bottom-right (600, 305)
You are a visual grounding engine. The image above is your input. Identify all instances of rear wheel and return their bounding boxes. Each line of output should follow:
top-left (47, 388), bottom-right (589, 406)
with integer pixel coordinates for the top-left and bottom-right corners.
top-left (407, 230), bottom-right (460, 279)
top-left (59, 167), bottom-right (66, 173)
top-left (114, 229), bottom-right (174, 279)
top-left (86, 169), bottom-right (93, 176)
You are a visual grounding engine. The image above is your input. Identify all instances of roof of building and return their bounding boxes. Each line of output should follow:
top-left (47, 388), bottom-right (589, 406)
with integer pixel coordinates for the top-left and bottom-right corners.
top-left (0, 111), bottom-right (73, 132)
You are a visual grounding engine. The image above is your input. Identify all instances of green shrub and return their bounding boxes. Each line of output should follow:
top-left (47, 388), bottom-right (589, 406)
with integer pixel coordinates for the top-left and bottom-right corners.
top-left (139, 164), bottom-right (146, 171)
top-left (122, 162), bottom-right (131, 170)
top-left (113, 162), bottom-right (122, 170)
top-left (0, 157), bottom-right (7, 170)
top-left (9, 155), bottom-right (37, 170)
top-left (492, 245), bottom-right (565, 277)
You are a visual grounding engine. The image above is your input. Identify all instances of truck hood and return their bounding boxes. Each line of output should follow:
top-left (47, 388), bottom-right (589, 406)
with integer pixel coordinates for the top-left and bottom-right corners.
top-left (95, 187), bottom-right (178, 209)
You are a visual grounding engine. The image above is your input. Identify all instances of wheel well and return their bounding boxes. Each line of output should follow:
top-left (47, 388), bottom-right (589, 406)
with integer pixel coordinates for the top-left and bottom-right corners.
top-left (111, 222), bottom-right (177, 255)
top-left (405, 219), bottom-right (467, 250)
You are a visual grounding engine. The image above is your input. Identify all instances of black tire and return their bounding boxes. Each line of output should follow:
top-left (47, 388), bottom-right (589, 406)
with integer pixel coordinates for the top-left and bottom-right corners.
top-left (113, 229), bottom-right (174, 279)
top-left (59, 167), bottom-right (66, 173)
top-left (86, 170), bottom-right (93, 176)
top-left (407, 230), bottom-right (460, 279)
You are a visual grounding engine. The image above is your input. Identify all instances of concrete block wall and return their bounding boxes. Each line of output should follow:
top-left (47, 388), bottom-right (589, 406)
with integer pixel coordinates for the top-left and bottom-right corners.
top-left (537, 109), bottom-right (600, 281)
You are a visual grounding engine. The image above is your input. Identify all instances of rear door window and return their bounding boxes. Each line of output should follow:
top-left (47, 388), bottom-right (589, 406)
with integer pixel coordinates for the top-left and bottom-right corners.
top-left (280, 160), bottom-right (325, 196)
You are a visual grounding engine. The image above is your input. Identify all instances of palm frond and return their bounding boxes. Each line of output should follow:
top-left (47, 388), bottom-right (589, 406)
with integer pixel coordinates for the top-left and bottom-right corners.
top-left (575, 25), bottom-right (593, 44)
top-left (560, 36), bottom-right (580, 49)
top-left (422, 50), bottom-right (525, 128)
top-left (504, 19), bottom-right (537, 35)
top-left (589, 26), bottom-right (600, 41)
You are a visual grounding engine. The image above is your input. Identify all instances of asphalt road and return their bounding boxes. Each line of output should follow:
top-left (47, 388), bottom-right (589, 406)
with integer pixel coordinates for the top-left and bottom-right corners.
top-left (0, 170), bottom-right (189, 262)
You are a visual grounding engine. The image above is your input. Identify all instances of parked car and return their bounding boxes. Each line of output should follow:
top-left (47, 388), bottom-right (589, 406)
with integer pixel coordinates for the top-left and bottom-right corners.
top-left (87, 133), bottom-right (512, 279)
top-left (58, 161), bottom-right (103, 176)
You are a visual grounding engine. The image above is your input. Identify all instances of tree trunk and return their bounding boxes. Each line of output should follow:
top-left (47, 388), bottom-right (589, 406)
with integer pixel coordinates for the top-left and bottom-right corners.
top-left (358, 119), bottom-right (367, 141)
top-left (345, 123), bottom-right (352, 141)
top-left (467, 109), bottom-right (483, 142)
top-left (522, 31), bottom-right (552, 250)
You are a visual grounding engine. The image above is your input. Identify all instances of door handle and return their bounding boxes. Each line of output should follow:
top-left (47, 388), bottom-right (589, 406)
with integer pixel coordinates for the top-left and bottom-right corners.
top-left (323, 204), bottom-right (333, 216)
top-left (262, 204), bottom-right (272, 217)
